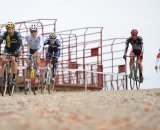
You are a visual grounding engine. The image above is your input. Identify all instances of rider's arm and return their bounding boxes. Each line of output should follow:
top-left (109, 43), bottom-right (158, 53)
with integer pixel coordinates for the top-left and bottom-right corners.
top-left (38, 35), bottom-right (44, 53)
top-left (44, 38), bottom-right (49, 46)
top-left (0, 33), bottom-right (5, 44)
top-left (139, 36), bottom-right (144, 53)
top-left (124, 38), bottom-right (130, 55)
top-left (54, 40), bottom-right (61, 58)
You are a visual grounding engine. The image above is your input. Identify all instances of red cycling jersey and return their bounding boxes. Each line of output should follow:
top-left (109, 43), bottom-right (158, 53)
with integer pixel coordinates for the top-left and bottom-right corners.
top-left (157, 53), bottom-right (160, 58)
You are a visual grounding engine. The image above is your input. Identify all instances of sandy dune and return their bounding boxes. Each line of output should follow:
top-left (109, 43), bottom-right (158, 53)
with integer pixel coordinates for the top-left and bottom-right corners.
top-left (0, 89), bottom-right (160, 130)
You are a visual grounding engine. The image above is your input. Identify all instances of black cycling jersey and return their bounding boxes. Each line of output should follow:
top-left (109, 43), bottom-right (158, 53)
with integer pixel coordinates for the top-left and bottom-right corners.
top-left (44, 38), bottom-right (61, 59)
top-left (0, 31), bottom-right (22, 53)
top-left (125, 36), bottom-right (144, 54)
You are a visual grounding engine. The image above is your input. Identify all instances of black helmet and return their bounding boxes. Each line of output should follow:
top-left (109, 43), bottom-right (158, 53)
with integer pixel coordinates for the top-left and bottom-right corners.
top-left (131, 29), bottom-right (138, 35)
top-left (49, 32), bottom-right (57, 39)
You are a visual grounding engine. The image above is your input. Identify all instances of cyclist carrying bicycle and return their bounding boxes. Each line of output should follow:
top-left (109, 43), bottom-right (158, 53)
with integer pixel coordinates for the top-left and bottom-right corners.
top-left (0, 22), bottom-right (22, 84)
top-left (23, 24), bottom-right (44, 76)
top-left (123, 29), bottom-right (144, 83)
top-left (44, 33), bottom-right (61, 82)
top-left (155, 49), bottom-right (160, 71)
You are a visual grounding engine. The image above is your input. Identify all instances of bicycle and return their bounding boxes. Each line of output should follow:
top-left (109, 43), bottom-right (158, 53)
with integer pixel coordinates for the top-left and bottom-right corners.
top-left (42, 53), bottom-right (56, 94)
top-left (0, 53), bottom-right (17, 96)
top-left (24, 54), bottom-right (41, 95)
top-left (125, 56), bottom-right (141, 90)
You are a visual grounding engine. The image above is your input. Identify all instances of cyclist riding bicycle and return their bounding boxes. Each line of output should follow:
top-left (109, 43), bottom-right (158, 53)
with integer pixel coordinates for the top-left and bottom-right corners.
top-left (0, 22), bottom-right (22, 84)
top-left (155, 49), bottom-right (160, 70)
top-left (44, 33), bottom-right (61, 82)
top-left (23, 24), bottom-right (44, 76)
top-left (123, 29), bottom-right (144, 83)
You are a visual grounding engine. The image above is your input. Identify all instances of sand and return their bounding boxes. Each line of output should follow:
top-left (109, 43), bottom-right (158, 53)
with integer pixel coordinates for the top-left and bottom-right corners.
top-left (0, 89), bottom-right (160, 130)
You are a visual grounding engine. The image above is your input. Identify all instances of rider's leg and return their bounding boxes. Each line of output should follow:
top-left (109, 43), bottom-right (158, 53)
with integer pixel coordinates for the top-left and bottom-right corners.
top-left (138, 60), bottom-right (143, 75)
top-left (129, 57), bottom-right (134, 70)
top-left (35, 52), bottom-right (41, 76)
top-left (11, 56), bottom-right (17, 80)
top-left (52, 63), bottom-right (57, 82)
top-left (129, 52), bottom-right (135, 70)
top-left (52, 48), bottom-right (60, 81)
top-left (138, 58), bottom-right (144, 83)
top-left (36, 52), bottom-right (41, 68)
top-left (2, 55), bottom-right (7, 75)
top-left (26, 58), bottom-right (31, 79)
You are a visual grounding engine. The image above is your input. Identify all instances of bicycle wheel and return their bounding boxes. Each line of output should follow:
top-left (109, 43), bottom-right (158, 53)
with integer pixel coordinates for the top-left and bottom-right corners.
top-left (130, 67), bottom-right (135, 90)
top-left (8, 78), bottom-right (15, 96)
top-left (24, 80), bottom-right (31, 95)
top-left (41, 70), bottom-right (47, 94)
top-left (1, 71), bottom-right (8, 96)
top-left (135, 68), bottom-right (141, 90)
top-left (47, 71), bottom-right (54, 94)
top-left (31, 78), bottom-right (36, 95)
top-left (1, 77), bottom-right (7, 96)
top-left (48, 80), bottom-right (55, 94)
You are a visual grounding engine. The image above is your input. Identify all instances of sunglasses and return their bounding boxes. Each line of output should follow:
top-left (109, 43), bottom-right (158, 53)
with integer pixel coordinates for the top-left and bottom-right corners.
top-left (30, 31), bottom-right (37, 33)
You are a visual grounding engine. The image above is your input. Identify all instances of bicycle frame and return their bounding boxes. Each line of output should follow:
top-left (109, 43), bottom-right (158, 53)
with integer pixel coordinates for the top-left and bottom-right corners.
top-left (24, 54), bottom-right (37, 95)
top-left (132, 57), bottom-right (139, 80)
top-left (126, 56), bottom-right (141, 90)
top-left (42, 53), bottom-right (56, 94)
top-left (0, 53), bottom-right (16, 96)
top-left (30, 55), bottom-right (36, 87)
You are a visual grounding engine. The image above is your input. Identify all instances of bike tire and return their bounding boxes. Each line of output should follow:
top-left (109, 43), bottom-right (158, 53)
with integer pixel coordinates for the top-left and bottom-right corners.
top-left (8, 78), bottom-right (15, 96)
top-left (136, 71), bottom-right (141, 90)
top-left (43, 83), bottom-right (47, 94)
top-left (8, 83), bottom-right (15, 96)
top-left (31, 78), bottom-right (36, 95)
top-left (1, 77), bottom-right (7, 96)
top-left (41, 71), bottom-right (47, 94)
top-left (47, 78), bottom-right (52, 94)
top-left (24, 81), bottom-right (30, 95)
top-left (48, 81), bottom-right (55, 94)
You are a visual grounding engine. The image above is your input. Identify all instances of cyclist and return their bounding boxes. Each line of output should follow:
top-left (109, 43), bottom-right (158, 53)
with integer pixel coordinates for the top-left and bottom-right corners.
top-left (123, 29), bottom-right (144, 83)
top-left (0, 22), bottom-right (22, 84)
top-left (44, 33), bottom-right (61, 82)
top-left (155, 49), bottom-right (160, 71)
top-left (23, 24), bottom-right (44, 76)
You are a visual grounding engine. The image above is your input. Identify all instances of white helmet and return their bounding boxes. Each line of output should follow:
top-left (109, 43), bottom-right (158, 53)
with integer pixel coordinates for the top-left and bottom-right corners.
top-left (29, 24), bottom-right (37, 31)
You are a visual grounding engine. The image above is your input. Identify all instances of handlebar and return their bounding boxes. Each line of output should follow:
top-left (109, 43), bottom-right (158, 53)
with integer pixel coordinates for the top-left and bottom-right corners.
top-left (126, 55), bottom-right (141, 58)
top-left (0, 53), bottom-right (15, 56)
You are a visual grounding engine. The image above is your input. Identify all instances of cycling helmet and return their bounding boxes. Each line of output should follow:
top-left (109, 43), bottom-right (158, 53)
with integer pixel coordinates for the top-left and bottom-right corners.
top-left (131, 29), bottom-right (138, 35)
top-left (5, 22), bottom-right (15, 29)
top-left (30, 24), bottom-right (38, 31)
top-left (49, 32), bottom-right (57, 39)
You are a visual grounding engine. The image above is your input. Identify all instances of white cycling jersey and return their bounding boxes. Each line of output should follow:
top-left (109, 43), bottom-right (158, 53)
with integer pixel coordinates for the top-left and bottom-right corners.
top-left (23, 34), bottom-right (44, 53)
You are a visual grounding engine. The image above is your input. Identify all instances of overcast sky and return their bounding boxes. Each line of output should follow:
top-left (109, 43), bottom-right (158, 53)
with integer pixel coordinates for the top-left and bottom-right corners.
top-left (0, 0), bottom-right (160, 89)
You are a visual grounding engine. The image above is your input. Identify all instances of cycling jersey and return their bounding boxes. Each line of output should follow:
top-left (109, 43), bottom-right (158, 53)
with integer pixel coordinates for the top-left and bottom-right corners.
top-left (125, 36), bottom-right (144, 56)
top-left (157, 53), bottom-right (160, 58)
top-left (23, 34), bottom-right (44, 54)
top-left (0, 31), bottom-right (22, 53)
top-left (44, 38), bottom-right (61, 59)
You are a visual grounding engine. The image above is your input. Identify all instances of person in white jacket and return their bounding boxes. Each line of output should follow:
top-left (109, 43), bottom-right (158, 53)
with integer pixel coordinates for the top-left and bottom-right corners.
top-left (23, 24), bottom-right (44, 76)
top-left (155, 49), bottom-right (160, 72)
